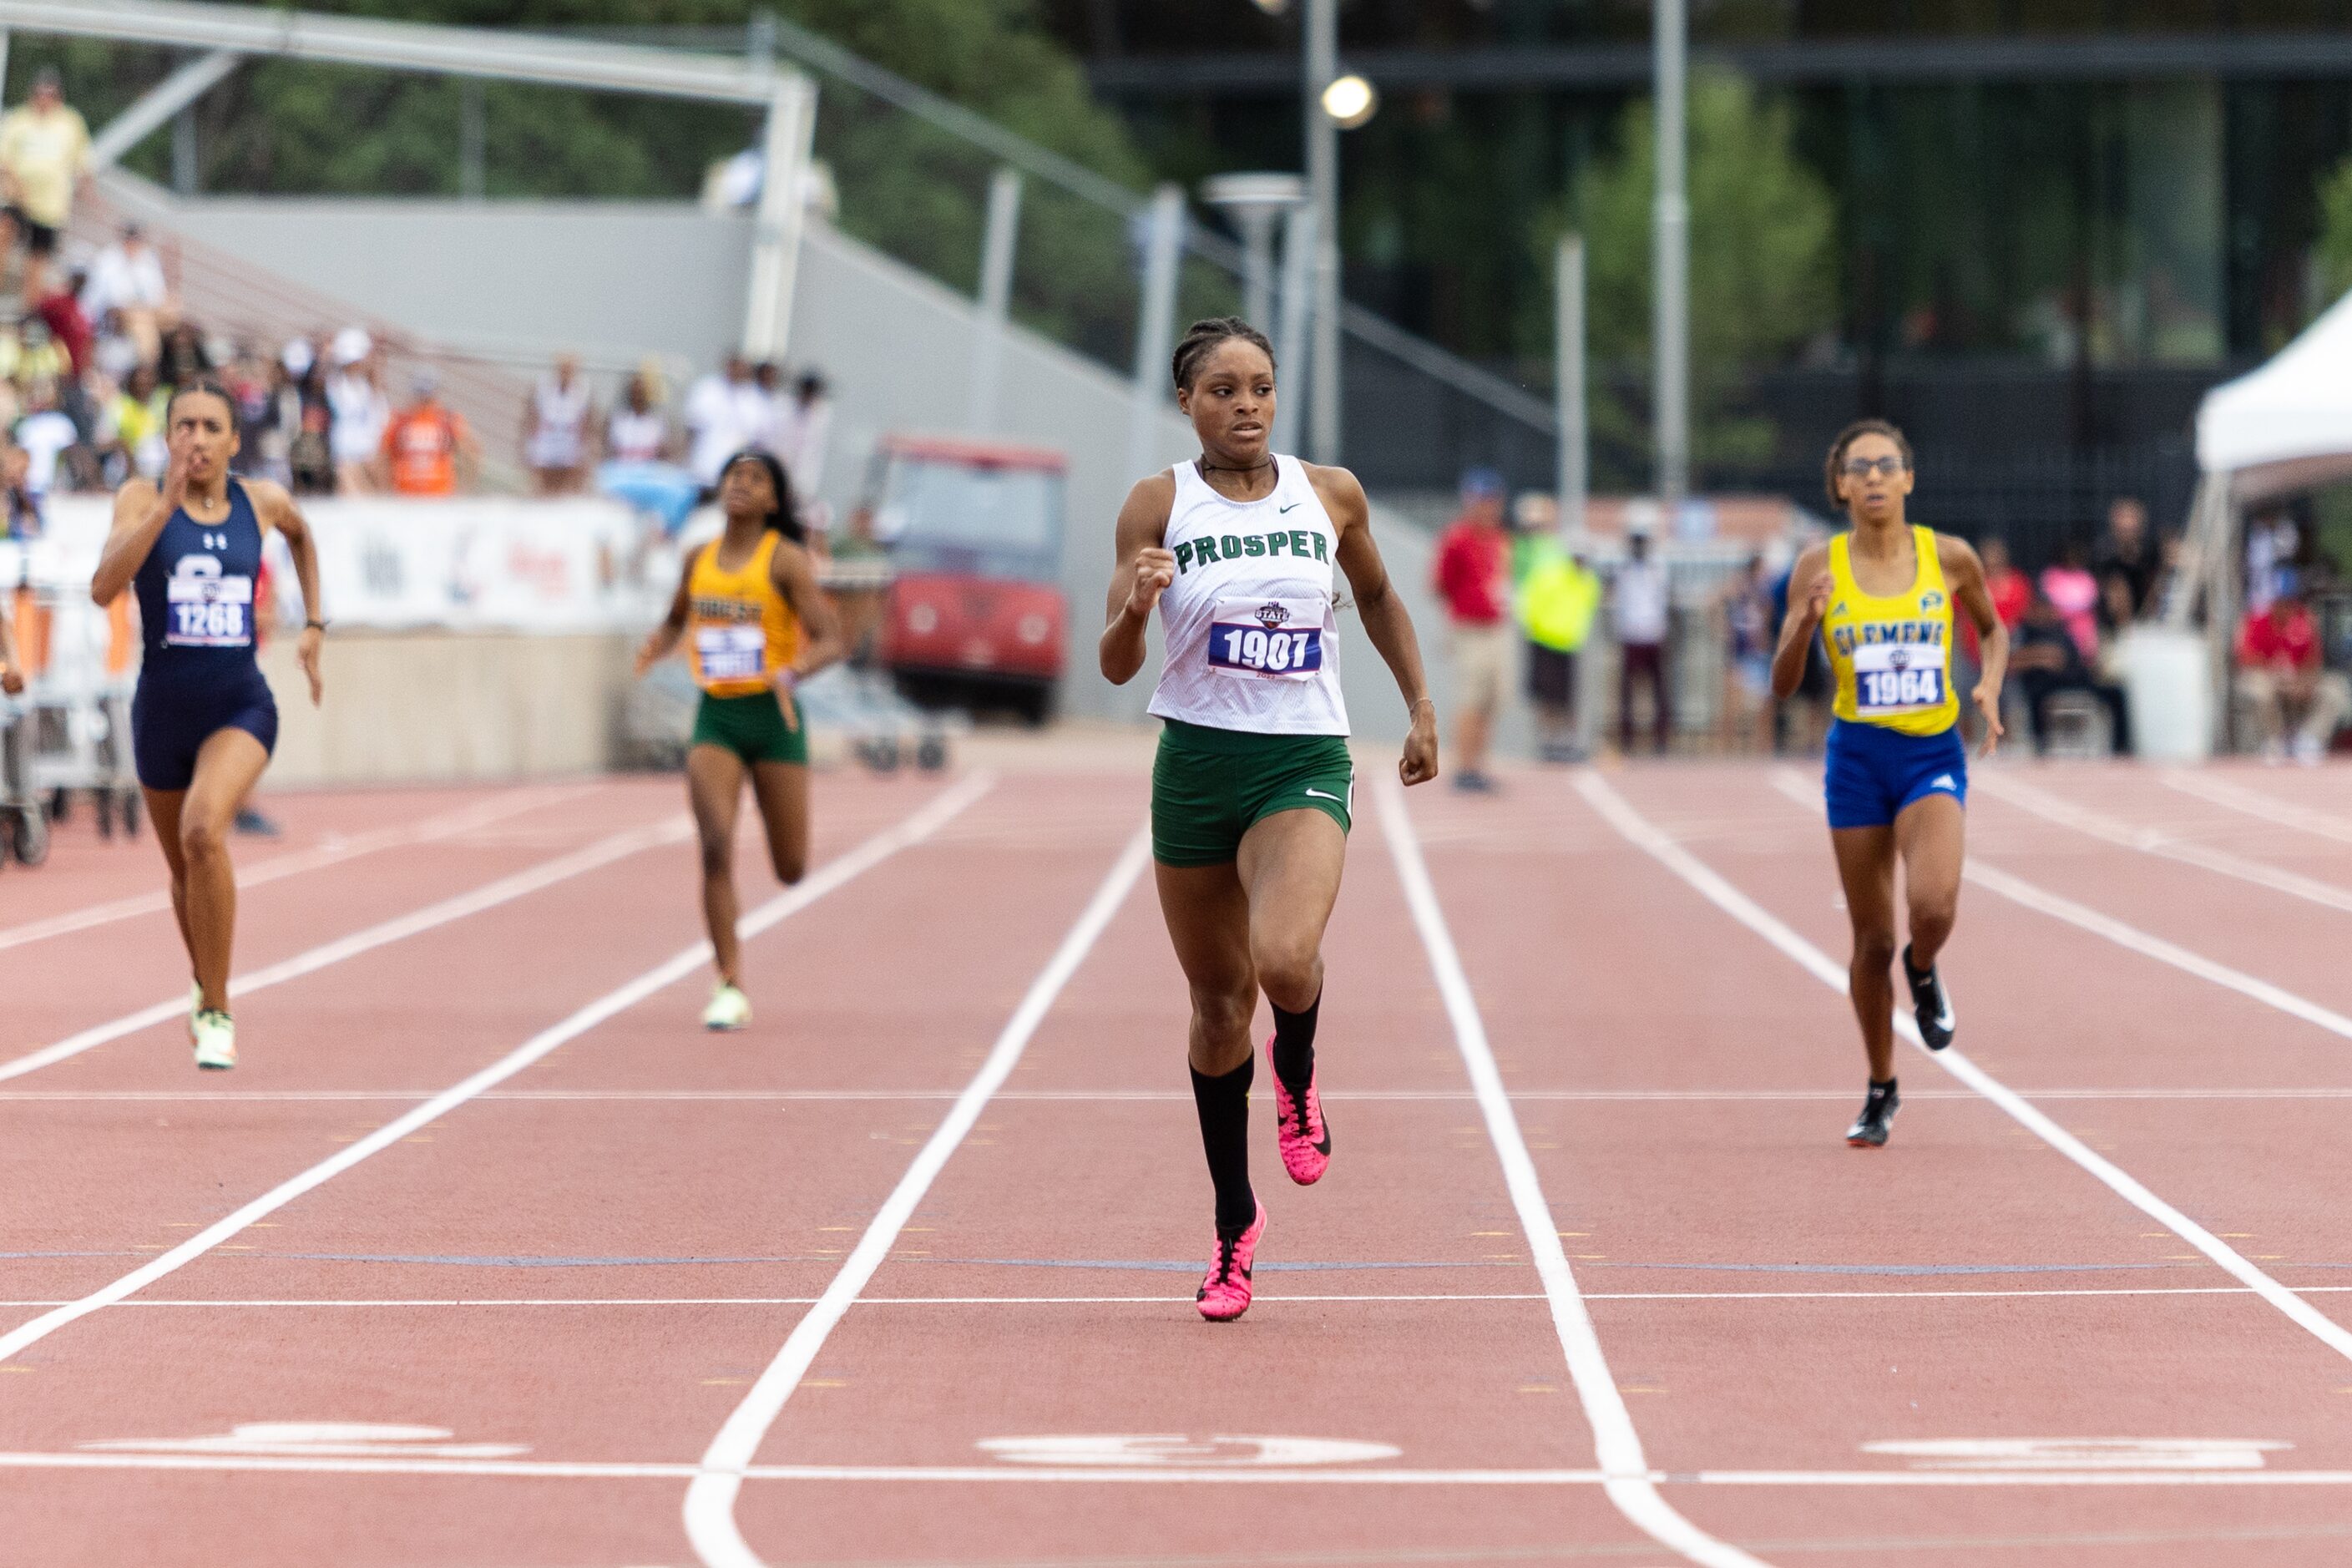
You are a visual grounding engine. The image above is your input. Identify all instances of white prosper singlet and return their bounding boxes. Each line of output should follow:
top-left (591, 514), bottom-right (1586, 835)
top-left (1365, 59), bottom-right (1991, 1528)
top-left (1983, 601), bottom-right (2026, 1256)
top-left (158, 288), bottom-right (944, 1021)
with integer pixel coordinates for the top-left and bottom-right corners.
top-left (1146, 455), bottom-right (1349, 736)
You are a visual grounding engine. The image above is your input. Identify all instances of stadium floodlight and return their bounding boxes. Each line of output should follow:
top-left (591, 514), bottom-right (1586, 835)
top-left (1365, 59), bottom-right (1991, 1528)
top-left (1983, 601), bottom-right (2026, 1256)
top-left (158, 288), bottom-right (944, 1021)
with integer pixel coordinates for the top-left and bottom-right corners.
top-left (1250, 0), bottom-right (1291, 13)
top-left (1201, 172), bottom-right (1305, 334)
top-left (1320, 73), bottom-right (1378, 129)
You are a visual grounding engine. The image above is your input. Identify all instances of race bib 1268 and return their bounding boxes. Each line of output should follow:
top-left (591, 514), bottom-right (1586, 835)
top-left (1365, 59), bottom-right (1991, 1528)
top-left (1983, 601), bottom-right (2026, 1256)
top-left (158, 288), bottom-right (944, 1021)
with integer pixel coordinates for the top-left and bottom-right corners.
top-left (696, 624), bottom-right (767, 683)
top-left (1208, 597), bottom-right (1324, 679)
top-left (164, 572), bottom-right (253, 648)
top-left (1852, 640), bottom-right (1945, 712)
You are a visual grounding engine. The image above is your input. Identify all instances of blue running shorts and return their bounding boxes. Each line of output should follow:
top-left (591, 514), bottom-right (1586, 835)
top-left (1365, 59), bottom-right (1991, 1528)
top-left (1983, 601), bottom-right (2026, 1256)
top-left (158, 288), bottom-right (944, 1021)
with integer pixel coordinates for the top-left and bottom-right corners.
top-left (1823, 718), bottom-right (1966, 830)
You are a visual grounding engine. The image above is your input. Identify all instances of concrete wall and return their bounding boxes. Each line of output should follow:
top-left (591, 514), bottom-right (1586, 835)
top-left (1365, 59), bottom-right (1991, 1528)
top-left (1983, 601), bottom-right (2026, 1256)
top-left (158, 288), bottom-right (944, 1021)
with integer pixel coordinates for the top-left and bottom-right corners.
top-left (160, 197), bottom-right (753, 372)
top-left (258, 632), bottom-right (630, 786)
top-left (164, 195), bottom-right (1454, 745)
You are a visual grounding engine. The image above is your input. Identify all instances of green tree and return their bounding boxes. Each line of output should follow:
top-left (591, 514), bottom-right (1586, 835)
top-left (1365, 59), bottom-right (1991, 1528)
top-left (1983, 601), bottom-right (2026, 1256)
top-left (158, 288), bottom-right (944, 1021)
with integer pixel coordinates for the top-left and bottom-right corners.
top-left (1537, 71), bottom-right (1835, 476)
top-left (2316, 154), bottom-right (2352, 318)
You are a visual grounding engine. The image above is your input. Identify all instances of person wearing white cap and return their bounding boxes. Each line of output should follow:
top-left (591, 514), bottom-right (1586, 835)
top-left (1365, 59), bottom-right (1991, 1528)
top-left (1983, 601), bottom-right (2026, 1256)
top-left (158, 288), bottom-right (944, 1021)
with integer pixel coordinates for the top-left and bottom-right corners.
top-left (325, 327), bottom-right (388, 495)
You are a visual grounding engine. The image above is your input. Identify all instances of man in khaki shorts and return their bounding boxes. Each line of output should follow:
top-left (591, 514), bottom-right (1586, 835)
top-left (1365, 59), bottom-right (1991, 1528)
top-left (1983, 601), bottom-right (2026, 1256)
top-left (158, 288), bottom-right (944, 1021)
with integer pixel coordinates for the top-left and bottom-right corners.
top-left (1432, 468), bottom-right (1511, 792)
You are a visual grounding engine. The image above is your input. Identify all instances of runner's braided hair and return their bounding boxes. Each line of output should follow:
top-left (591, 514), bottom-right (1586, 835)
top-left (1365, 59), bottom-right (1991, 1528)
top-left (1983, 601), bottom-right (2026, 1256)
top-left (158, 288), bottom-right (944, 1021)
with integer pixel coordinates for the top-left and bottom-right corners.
top-left (718, 448), bottom-right (805, 544)
top-left (1171, 316), bottom-right (1275, 392)
top-left (1823, 417), bottom-right (1913, 508)
top-left (165, 375), bottom-right (237, 422)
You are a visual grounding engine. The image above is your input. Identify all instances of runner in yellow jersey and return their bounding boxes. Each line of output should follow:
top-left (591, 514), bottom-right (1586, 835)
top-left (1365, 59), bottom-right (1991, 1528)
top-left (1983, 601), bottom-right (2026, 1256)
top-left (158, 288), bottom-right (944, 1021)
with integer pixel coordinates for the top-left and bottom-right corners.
top-left (1772, 420), bottom-right (2008, 1148)
top-left (635, 450), bottom-right (844, 1031)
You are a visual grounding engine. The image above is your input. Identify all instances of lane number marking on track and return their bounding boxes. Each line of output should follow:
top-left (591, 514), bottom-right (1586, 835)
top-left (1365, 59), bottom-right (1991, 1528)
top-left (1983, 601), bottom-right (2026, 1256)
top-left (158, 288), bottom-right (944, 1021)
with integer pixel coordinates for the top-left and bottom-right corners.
top-left (1864, 1438), bottom-right (2291, 1472)
top-left (81, 1422), bottom-right (529, 1459)
top-left (977, 1434), bottom-right (1399, 1469)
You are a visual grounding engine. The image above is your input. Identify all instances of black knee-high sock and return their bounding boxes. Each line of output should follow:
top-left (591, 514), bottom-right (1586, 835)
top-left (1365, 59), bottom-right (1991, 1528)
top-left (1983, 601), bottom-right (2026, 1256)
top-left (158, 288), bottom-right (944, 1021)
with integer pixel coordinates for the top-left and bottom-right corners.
top-left (1270, 988), bottom-right (1321, 1093)
top-left (1190, 1056), bottom-right (1256, 1232)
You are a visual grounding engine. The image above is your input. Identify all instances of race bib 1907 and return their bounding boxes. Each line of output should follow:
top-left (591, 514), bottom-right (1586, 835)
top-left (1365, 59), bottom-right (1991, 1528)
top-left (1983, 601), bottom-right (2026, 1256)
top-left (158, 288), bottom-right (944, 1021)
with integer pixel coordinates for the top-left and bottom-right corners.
top-left (1208, 597), bottom-right (1324, 680)
top-left (1852, 640), bottom-right (1945, 712)
top-left (164, 571), bottom-right (253, 648)
top-left (696, 624), bottom-right (767, 683)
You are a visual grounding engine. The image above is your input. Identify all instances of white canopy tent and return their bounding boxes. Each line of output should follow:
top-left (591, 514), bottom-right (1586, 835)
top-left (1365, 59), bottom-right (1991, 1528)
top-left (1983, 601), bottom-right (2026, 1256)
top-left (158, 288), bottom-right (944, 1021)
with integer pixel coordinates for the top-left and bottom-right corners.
top-left (2157, 287), bottom-right (2352, 753)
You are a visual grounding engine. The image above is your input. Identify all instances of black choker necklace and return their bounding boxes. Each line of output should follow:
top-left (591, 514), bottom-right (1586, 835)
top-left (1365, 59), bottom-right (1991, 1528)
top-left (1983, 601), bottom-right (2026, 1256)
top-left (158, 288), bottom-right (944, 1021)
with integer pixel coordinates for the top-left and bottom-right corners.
top-left (1196, 455), bottom-right (1274, 475)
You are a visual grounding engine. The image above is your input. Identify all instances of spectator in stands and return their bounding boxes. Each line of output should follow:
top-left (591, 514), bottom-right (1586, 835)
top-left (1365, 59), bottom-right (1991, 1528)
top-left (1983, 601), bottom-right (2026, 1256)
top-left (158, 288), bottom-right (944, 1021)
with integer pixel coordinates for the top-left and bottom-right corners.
top-left (0, 69), bottom-right (90, 306)
top-left (1432, 468), bottom-right (1512, 792)
top-left (1516, 501), bottom-right (1601, 763)
top-left (605, 367), bottom-right (672, 463)
top-left (156, 319), bottom-right (210, 388)
top-left (2235, 580), bottom-right (2350, 764)
top-left (325, 327), bottom-right (388, 495)
top-left (221, 341), bottom-right (275, 478)
top-left (2096, 496), bottom-right (2159, 621)
top-left (91, 306), bottom-right (139, 382)
top-left (2038, 540), bottom-right (2101, 664)
top-left (80, 222), bottom-right (173, 367)
top-left (13, 377), bottom-right (82, 498)
top-left (382, 372), bottom-right (477, 497)
top-left (37, 255), bottom-right (92, 375)
top-left (1613, 524), bottom-right (1673, 755)
top-left (2011, 585), bottom-right (2130, 755)
top-left (282, 340), bottom-right (337, 496)
top-left (3, 316), bottom-right (68, 396)
top-left (684, 353), bottom-right (754, 493)
top-left (0, 441), bottom-right (37, 539)
top-left (99, 362), bottom-right (169, 482)
top-left (1979, 535), bottom-right (2031, 630)
top-left (776, 368), bottom-right (833, 496)
top-left (1717, 552), bottom-right (1775, 754)
top-left (523, 352), bottom-right (597, 496)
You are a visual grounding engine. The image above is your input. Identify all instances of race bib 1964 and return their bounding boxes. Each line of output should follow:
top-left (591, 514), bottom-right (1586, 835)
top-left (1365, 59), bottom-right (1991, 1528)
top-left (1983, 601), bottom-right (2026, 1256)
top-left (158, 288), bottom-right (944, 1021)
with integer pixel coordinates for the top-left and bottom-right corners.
top-left (164, 570), bottom-right (253, 648)
top-left (1208, 597), bottom-right (1324, 680)
top-left (1852, 640), bottom-right (1945, 713)
top-left (696, 624), bottom-right (767, 683)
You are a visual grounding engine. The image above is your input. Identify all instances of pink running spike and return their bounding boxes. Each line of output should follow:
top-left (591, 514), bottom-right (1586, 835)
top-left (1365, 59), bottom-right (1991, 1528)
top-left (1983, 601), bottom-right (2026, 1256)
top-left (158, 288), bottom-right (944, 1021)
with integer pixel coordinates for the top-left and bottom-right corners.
top-left (1265, 1035), bottom-right (1331, 1185)
top-left (1196, 1201), bottom-right (1267, 1323)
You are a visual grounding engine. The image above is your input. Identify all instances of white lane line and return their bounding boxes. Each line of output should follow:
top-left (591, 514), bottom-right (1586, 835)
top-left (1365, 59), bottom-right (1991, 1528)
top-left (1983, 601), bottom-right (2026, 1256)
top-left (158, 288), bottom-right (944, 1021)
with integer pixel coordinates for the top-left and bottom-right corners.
top-left (17, 1085), bottom-right (2352, 1105)
top-left (683, 826), bottom-right (1151, 1568)
top-left (1779, 766), bottom-right (2352, 1054)
top-left (2161, 771), bottom-right (2352, 847)
top-left (1378, 777), bottom-right (1768, 1568)
top-left (0, 782), bottom-right (601, 955)
top-left (31, 1283), bottom-right (2352, 1308)
top-left (1583, 769), bottom-right (2352, 1367)
top-left (0, 775), bottom-right (994, 1368)
top-left (1976, 771), bottom-right (2352, 917)
top-left (18, 1085), bottom-right (2352, 1104)
top-left (7, 1450), bottom-right (2352, 1488)
top-left (0, 812), bottom-right (696, 1085)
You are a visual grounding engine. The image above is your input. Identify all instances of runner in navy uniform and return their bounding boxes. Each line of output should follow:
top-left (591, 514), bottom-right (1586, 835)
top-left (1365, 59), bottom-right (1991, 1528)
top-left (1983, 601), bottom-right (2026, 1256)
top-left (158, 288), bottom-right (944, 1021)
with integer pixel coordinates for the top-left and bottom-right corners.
top-left (90, 378), bottom-right (324, 1070)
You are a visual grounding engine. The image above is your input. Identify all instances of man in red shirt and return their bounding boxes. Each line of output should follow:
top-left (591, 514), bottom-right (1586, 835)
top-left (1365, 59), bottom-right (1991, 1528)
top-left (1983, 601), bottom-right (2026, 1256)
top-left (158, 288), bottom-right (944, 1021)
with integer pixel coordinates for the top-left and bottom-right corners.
top-left (1433, 469), bottom-right (1511, 792)
top-left (2236, 584), bottom-right (2349, 763)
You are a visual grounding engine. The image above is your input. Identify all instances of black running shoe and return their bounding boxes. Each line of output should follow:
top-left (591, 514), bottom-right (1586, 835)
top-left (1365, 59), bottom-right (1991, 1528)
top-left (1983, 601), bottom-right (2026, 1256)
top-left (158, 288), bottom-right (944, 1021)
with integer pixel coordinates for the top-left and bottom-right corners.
top-left (1903, 943), bottom-right (1955, 1051)
top-left (1845, 1079), bottom-right (1899, 1148)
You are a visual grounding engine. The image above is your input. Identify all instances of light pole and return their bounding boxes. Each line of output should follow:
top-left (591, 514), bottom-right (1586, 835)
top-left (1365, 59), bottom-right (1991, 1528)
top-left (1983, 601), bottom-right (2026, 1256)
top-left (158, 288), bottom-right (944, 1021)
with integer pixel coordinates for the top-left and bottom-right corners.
top-left (1653, 0), bottom-right (1691, 518)
top-left (1201, 171), bottom-right (1305, 335)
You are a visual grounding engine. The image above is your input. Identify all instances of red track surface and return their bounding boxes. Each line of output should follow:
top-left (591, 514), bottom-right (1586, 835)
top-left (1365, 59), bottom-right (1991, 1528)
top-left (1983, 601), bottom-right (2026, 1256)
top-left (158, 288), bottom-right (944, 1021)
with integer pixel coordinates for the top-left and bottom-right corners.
top-left (7, 756), bottom-right (2352, 1565)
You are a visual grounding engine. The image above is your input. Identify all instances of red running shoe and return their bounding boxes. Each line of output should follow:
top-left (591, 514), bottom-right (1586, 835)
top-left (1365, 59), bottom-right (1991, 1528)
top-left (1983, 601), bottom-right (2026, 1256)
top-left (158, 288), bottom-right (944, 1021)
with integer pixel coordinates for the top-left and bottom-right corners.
top-left (1196, 1201), bottom-right (1267, 1323)
top-left (1265, 1035), bottom-right (1331, 1185)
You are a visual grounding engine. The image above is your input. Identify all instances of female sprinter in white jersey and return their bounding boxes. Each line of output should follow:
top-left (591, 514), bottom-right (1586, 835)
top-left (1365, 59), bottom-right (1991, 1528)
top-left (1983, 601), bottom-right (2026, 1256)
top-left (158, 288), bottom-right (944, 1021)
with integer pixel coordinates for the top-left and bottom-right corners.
top-left (89, 379), bottom-right (326, 1070)
top-left (1102, 316), bottom-right (1439, 1321)
top-left (1772, 419), bottom-right (2007, 1147)
top-left (635, 450), bottom-right (843, 1031)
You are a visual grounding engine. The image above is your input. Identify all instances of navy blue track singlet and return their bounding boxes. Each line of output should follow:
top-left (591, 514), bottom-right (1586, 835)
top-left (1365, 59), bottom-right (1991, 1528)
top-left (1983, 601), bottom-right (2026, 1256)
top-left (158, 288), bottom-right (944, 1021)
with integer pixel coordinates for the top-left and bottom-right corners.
top-left (128, 478), bottom-right (281, 791)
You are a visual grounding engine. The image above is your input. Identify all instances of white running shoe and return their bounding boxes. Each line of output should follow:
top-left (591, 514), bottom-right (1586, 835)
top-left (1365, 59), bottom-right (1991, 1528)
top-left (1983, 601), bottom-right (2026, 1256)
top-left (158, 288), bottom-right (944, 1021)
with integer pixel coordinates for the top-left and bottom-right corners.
top-left (701, 984), bottom-right (752, 1032)
top-left (192, 1009), bottom-right (237, 1070)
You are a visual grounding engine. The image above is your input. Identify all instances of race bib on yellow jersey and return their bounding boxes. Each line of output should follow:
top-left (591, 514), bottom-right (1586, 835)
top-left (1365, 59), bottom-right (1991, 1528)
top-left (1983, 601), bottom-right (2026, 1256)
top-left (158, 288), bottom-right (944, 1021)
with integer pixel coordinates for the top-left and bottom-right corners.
top-left (695, 624), bottom-right (767, 683)
top-left (1851, 640), bottom-right (1946, 715)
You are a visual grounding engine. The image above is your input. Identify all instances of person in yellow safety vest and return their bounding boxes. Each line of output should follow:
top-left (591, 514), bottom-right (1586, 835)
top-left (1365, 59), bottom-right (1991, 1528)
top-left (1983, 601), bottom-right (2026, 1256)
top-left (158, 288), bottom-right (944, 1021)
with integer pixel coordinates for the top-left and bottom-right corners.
top-left (1511, 495), bottom-right (1602, 763)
